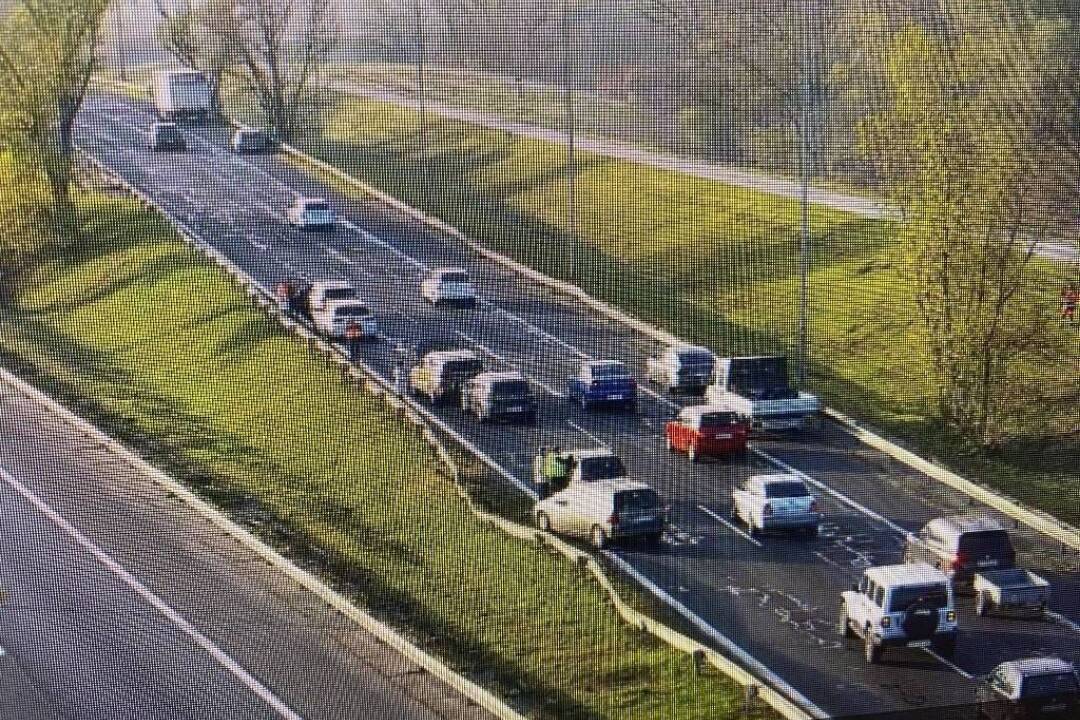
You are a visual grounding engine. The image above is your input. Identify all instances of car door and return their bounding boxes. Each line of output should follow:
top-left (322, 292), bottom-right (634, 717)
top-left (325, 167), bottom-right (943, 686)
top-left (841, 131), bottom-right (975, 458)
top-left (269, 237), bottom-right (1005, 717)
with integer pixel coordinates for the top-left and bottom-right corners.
top-left (547, 487), bottom-right (576, 534)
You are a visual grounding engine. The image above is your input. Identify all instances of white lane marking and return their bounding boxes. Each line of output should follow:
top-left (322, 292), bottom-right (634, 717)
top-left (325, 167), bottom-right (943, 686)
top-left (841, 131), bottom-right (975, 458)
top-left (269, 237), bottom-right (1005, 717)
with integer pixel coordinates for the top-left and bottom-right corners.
top-left (604, 552), bottom-right (829, 720)
top-left (340, 220), bottom-right (426, 271)
top-left (697, 504), bottom-right (763, 548)
top-left (566, 420), bottom-right (606, 448)
top-left (0, 467), bottom-right (305, 720)
top-left (323, 246), bottom-right (373, 278)
top-left (753, 448), bottom-right (909, 537)
top-left (924, 649), bottom-right (973, 679)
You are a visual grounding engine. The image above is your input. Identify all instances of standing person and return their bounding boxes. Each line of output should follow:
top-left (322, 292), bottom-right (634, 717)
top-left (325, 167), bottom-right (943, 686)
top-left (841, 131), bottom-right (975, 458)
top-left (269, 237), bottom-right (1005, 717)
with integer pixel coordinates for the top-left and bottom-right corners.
top-left (1065, 284), bottom-right (1078, 326)
top-left (344, 321), bottom-right (363, 362)
top-left (541, 445), bottom-right (568, 500)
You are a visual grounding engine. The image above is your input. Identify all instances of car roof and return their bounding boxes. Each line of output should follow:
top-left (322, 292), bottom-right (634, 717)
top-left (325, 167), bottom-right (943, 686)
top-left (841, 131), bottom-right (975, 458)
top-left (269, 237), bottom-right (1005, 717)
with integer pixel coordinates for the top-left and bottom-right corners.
top-left (924, 514), bottom-right (1006, 538)
top-left (475, 371), bottom-right (525, 383)
top-left (586, 359), bottom-right (627, 369)
top-left (312, 279), bottom-right (354, 290)
top-left (671, 344), bottom-right (712, 355)
top-left (679, 404), bottom-right (736, 419)
top-left (748, 473), bottom-right (804, 486)
top-left (431, 266), bottom-right (469, 276)
top-left (570, 448), bottom-right (619, 461)
top-left (577, 479), bottom-right (653, 494)
top-left (1000, 657), bottom-right (1076, 677)
top-left (865, 563), bottom-right (950, 587)
top-left (425, 349), bottom-right (479, 363)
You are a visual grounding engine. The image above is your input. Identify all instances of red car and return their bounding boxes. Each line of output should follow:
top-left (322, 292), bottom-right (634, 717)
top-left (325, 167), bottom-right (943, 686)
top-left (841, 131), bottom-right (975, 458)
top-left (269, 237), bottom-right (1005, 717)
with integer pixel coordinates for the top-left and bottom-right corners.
top-left (665, 405), bottom-right (749, 462)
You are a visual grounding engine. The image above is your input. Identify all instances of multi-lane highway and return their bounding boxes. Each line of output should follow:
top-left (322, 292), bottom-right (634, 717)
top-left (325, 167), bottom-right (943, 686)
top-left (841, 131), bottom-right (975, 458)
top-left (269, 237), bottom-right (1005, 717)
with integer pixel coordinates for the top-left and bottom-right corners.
top-left (73, 92), bottom-right (1080, 719)
top-left (0, 376), bottom-right (496, 720)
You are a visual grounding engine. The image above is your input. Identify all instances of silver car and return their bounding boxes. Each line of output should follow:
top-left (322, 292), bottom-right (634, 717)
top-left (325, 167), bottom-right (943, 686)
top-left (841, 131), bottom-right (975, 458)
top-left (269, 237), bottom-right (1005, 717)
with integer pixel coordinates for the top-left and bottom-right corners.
top-left (731, 473), bottom-right (822, 537)
top-left (534, 480), bottom-right (664, 549)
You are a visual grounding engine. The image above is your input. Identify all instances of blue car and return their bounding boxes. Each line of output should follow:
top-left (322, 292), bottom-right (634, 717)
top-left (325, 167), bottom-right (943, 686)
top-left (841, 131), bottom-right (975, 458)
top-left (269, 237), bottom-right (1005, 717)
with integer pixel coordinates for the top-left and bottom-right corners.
top-left (566, 361), bottom-right (638, 412)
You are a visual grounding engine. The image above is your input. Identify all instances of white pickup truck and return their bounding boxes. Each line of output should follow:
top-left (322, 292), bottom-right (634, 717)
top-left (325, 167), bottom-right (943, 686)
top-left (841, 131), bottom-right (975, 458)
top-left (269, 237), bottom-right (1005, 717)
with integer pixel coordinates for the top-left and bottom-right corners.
top-left (704, 355), bottom-right (822, 436)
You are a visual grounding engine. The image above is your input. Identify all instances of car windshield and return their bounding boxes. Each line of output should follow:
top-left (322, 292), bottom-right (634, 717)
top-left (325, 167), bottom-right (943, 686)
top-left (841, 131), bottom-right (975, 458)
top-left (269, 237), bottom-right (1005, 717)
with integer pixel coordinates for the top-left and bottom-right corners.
top-left (491, 380), bottom-right (530, 397)
top-left (615, 489), bottom-right (660, 512)
top-left (1022, 672), bottom-right (1080, 698)
top-left (444, 359), bottom-right (481, 375)
top-left (578, 456), bottom-right (627, 482)
top-left (889, 584), bottom-right (949, 612)
top-left (764, 481), bottom-right (810, 498)
top-left (592, 363), bottom-right (629, 379)
top-left (958, 530), bottom-right (1014, 555)
top-left (324, 288), bottom-right (356, 301)
top-left (729, 357), bottom-right (792, 394)
top-left (305, 201), bottom-right (330, 212)
top-left (700, 411), bottom-right (738, 428)
top-left (440, 272), bottom-right (469, 283)
top-left (333, 305), bottom-right (370, 318)
top-left (677, 350), bottom-right (714, 366)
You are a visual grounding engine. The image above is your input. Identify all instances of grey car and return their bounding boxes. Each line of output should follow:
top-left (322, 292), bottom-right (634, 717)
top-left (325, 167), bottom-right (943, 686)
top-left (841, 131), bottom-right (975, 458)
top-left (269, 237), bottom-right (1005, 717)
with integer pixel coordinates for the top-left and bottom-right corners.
top-left (904, 515), bottom-right (1017, 591)
top-left (534, 480), bottom-right (664, 549)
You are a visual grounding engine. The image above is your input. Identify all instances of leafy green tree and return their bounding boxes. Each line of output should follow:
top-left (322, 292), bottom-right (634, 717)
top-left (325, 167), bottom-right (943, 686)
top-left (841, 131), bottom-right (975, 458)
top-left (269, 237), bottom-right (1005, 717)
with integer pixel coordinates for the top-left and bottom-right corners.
top-left (860, 20), bottom-right (1078, 445)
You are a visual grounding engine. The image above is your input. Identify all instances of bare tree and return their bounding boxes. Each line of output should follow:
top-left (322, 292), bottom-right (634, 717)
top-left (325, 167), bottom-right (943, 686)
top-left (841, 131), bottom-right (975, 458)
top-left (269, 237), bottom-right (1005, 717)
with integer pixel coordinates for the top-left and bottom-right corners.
top-left (0, 0), bottom-right (111, 216)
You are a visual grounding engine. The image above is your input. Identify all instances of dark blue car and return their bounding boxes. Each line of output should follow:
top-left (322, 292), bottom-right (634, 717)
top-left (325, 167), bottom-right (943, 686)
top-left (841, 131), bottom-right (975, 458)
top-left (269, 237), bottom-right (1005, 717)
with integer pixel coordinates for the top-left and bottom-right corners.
top-left (567, 361), bottom-right (638, 412)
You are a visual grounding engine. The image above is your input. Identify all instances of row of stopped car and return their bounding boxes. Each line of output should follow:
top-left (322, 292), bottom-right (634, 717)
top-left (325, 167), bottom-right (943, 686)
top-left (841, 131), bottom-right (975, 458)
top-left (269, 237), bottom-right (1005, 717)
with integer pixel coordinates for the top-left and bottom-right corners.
top-left (148, 121), bottom-right (272, 154)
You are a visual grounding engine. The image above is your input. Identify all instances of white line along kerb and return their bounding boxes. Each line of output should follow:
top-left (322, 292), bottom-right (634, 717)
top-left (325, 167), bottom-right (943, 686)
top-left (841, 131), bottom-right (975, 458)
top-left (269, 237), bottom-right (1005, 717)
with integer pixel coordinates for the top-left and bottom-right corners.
top-left (0, 467), bottom-right (305, 720)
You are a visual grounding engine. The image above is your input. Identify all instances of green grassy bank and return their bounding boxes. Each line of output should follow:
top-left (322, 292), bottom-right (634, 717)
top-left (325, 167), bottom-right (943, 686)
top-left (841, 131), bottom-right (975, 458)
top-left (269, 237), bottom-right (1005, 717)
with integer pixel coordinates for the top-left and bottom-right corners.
top-left (0, 164), bottom-right (774, 720)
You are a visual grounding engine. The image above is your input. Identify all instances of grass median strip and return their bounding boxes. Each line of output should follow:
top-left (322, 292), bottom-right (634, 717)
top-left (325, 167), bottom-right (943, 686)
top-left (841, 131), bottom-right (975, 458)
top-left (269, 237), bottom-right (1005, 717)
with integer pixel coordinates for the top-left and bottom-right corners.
top-left (0, 161), bottom-right (777, 720)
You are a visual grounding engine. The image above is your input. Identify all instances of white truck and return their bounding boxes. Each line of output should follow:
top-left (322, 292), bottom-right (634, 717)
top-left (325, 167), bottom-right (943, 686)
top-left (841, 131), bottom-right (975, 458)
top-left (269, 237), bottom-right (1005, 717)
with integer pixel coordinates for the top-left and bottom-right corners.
top-left (153, 70), bottom-right (213, 123)
top-left (704, 355), bottom-right (822, 436)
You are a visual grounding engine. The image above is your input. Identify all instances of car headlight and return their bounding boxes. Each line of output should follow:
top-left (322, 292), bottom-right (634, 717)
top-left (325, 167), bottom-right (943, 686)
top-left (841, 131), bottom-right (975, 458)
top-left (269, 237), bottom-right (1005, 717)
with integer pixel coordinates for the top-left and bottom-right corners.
top-left (946, 610), bottom-right (956, 623)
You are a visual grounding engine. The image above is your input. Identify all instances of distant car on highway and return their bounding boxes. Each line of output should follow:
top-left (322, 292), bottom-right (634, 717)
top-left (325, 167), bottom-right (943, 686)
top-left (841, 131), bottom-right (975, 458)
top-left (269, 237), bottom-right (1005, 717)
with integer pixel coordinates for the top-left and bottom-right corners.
top-left (566, 360), bottom-right (637, 411)
top-left (311, 301), bottom-right (377, 340)
top-left (665, 405), bottom-right (749, 462)
top-left (646, 344), bottom-right (716, 395)
top-left (420, 267), bottom-right (478, 307)
top-left (287, 196), bottom-right (336, 230)
top-left (731, 473), bottom-right (821, 536)
top-left (461, 371), bottom-right (536, 423)
top-left (976, 658), bottom-right (1080, 720)
top-left (704, 355), bottom-right (823, 437)
top-left (839, 563), bottom-right (958, 664)
top-left (308, 280), bottom-right (358, 314)
top-left (408, 349), bottom-right (483, 405)
top-left (534, 480), bottom-right (664, 549)
top-left (903, 515), bottom-right (1017, 591)
top-left (148, 121), bottom-right (186, 152)
top-left (229, 126), bottom-right (271, 154)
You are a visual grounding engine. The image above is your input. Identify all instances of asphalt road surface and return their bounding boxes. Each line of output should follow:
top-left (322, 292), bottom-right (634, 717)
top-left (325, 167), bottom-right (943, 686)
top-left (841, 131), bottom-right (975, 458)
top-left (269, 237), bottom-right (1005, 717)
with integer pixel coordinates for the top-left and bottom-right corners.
top-left (73, 93), bottom-right (1080, 719)
top-left (325, 77), bottom-right (1080, 266)
top-left (0, 378), bottom-right (495, 720)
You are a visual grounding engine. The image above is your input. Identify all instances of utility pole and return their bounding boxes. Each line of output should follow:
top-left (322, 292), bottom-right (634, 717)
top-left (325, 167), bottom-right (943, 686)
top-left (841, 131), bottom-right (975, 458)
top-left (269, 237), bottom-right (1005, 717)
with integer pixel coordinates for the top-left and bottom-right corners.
top-left (561, 0), bottom-right (577, 243)
top-left (414, 0), bottom-right (427, 201)
top-left (796, 0), bottom-right (815, 387)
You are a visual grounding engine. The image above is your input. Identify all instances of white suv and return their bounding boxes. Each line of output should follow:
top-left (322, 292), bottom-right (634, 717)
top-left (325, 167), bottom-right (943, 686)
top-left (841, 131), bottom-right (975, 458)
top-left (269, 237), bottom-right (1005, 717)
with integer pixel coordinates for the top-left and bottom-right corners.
top-left (286, 196), bottom-right (335, 230)
top-left (420, 267), bottom-right (478, 308)
top-left (839, 563), bottom-right (958, 664)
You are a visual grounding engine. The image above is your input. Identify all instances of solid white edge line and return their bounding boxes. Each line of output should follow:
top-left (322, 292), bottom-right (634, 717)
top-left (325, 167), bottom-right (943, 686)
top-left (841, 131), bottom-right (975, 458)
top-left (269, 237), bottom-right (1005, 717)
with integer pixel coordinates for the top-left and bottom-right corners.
top-left (697, 504), bottom-right (763, 547)
top-left (0, 467), bottom-right (304, 720)
top-left (603, 552), bottom-right (830, 720)
top-left (565, 421), bottom-right (607, 448)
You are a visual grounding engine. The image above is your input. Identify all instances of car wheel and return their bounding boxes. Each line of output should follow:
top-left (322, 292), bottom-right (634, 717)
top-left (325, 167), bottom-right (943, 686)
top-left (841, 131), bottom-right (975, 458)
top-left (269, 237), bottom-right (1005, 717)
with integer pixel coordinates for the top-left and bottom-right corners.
top-left (748, 520), bottom-right (761, 538)
top-left (976, 592), bottom-right (991, 617)
top-left (932, 636), bottom-right (956, 658)
top-left (838, 605), bottom-right (855, 638)
top-left (536, 512), bottom-right (552, 533)
top-left (864, 630), bottom-right (882, 664)
top-left (580, 397), bottom-right (592, 411)
top-left (730, 504), bottom-right (740, 521)
top-left (645, 532), bottom-right (663, 550)
top-left (590, 525), bottom-right (608, 550)
top-left (688, 444), bottom-right (699, 463)
top-left (803, 524), bottom-right (819, 539)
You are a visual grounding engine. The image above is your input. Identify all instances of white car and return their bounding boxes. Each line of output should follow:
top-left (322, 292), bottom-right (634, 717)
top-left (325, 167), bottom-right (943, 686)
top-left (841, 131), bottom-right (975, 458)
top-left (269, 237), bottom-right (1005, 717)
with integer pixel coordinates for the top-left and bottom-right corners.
top-left (839, 563), bottom-right (958, 663)
top-left (533, 480), bottom-right (664, 549)
top-left (420, 267), bottom-right (478, 307)
top-left (287, 196), bottom-right (335, 230)
top-left (731, 473), bottom-right (821, 537)
top-left (308, 280), bottom-right (358, 313)
top-left (311, 301), bottom-right (377, 339)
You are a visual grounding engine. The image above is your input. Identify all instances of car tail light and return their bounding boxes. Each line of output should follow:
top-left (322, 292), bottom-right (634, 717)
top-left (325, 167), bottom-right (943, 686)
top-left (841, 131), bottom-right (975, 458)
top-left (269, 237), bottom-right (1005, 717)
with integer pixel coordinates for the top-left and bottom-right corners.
top-left (946, 610), bottom-right (956, 622)
top-left (880, 616), bottom-right (891, 628)
top-left (809, 500), bottom-right (820, 513)
top-left (762, 504), bottom-right (773, 517)
top-left (951, 552), bottom-right (968, 570)
top-left (608, 513), bottom-right (620, 526)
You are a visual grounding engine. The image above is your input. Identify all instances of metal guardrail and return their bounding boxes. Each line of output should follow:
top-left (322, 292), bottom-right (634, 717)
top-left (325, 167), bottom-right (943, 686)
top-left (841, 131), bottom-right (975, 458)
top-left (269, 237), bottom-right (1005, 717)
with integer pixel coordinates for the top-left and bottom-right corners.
top-left (73, 139), bottom-right (815, 720)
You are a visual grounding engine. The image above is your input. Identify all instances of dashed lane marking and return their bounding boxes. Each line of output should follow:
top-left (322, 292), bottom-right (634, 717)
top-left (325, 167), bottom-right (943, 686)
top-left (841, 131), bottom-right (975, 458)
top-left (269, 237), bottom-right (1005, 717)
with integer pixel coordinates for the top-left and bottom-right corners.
top-left (697, 504), bottom-right (763, 548)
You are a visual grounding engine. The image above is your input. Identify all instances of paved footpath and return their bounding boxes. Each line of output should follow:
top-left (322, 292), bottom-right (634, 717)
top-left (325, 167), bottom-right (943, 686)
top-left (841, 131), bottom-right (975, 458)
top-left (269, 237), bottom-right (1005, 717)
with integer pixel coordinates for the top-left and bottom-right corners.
top-left (0, 376), bottom-right (495, 720)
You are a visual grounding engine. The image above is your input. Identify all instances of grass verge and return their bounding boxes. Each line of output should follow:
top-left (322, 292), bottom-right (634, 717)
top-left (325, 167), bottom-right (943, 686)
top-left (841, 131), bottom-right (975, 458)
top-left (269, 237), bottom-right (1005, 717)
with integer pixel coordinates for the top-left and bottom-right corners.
top-left (0, 158), bottom-right (776, 720)
top-left (266, 90), bottom-right (1078, 526)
